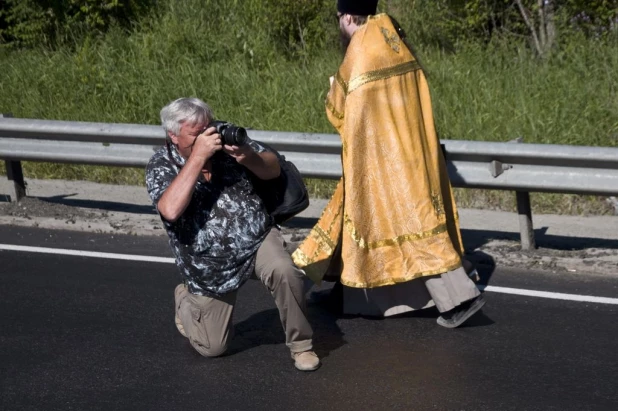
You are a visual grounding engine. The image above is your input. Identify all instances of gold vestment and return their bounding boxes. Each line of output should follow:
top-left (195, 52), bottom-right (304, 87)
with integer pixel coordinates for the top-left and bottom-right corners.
top-left (292, 14), bottom-right (464, 288)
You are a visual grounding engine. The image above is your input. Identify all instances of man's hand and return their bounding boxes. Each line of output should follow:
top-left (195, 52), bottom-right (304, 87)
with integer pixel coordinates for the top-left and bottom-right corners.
top-left (223, 143), bottom-right (255, 163)
top-left (225, 144), bottom-right (280, 180)
top-left (157, 126), bottom-right (222, 222)
top-left (191, 127), bottom-right (223, 162)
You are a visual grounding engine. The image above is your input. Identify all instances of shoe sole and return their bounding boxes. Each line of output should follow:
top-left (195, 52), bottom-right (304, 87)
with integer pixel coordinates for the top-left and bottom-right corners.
top-left (437, 296), bottom-right (486, 329)
top-left (294, 363), bottom-right (320, 372)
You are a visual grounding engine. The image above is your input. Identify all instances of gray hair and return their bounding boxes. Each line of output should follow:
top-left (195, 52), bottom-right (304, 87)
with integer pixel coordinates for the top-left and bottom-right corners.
top-left (160, 97), bottom-right (214, 137)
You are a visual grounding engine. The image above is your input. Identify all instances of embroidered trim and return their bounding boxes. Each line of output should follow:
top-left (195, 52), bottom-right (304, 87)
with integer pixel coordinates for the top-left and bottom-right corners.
top-left (325, 99), bottom-right (344, 120)
top-left (431, 192), bottom-right (445, 216)
top-left (292, 248), bottom-right (311, 267)
top-left (299, 195), bottom-right (343, 266)
top-left (343, 214), bottom-right (449, 250)
top-left (340, 259), bottom-right (463, 288)
top-left (347, 60), bottom-right (421, 95)
top-left (335, 71), bottom-right (348, 95)
top-left (380, 27), bottom-right (401, 53)
top-left (314, 225), bottom-right (336, 253)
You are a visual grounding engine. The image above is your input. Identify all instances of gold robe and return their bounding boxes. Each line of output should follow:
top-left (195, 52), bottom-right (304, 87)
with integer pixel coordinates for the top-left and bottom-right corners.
top-left (292, 14), bottom-right (464, 288)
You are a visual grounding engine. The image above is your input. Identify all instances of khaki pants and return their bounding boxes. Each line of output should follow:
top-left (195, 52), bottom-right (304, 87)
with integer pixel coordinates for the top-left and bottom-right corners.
top-left (174, 227), bottom-right (313, 357)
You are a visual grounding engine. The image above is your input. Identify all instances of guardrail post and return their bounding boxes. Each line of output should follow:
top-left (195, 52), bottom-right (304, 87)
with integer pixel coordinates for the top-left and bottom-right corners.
top-left (507, 136), bottom-right (536, 250)
top-left (516, 191), bottom-right (536, 250)
top-left (1, 113), bottom-right (26, 202)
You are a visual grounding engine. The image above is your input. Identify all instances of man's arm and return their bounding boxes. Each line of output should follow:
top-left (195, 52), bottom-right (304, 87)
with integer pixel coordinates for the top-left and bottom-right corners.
top-left (157, 128), bottom-right (222, 222)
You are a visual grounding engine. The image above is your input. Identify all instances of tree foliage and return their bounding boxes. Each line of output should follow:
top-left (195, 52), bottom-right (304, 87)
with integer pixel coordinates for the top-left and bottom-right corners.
top-left (392, 0), bottom-right (616, 56)
top-left (0, 0), bottom-right (153, 48)
top-left (564, 0), bottom-right (618, 36)
top-left (0, 0), bottom-right (616, 53)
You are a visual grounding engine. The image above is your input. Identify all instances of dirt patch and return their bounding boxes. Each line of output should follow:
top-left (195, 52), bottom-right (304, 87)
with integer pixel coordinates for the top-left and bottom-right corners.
top-left (0, 197), bottom-right (99, 222)
top-left (0, 197), bottom-right (164, 235)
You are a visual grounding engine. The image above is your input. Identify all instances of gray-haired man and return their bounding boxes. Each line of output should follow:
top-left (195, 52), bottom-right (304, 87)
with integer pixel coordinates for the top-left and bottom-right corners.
top-left (145, 97), bottom-right (319, 371)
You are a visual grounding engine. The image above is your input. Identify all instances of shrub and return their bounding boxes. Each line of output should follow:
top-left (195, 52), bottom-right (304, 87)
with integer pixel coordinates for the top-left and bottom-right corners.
top-left (0, 0), bottom-right (153, 48)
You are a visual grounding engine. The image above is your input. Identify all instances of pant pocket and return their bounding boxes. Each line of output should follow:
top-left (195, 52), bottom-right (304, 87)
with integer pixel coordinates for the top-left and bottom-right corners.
top-left (189, 306), bottom-right (210, 350)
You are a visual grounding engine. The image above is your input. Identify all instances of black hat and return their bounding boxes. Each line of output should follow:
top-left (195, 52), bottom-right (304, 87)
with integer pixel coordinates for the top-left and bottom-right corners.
top-left (337, 0), bottom-right (378, 16)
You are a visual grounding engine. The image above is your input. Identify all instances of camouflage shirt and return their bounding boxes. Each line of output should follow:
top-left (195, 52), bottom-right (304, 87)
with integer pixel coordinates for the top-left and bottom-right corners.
top-left (145, 141), bottom-right (272, 296)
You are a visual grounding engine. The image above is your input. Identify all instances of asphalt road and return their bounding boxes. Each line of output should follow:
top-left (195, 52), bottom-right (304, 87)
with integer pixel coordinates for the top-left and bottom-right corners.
top-left (0, 226), bottom-right (617, 411)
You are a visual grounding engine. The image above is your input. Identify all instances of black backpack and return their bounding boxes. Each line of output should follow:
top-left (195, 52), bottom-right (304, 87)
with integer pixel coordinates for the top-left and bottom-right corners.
top-left (250, 141), bottom-right (310, 225)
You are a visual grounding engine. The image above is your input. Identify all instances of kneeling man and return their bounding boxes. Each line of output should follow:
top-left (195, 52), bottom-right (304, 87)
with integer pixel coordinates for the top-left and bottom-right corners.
top-left (146, 97), bottom-right (319, 371)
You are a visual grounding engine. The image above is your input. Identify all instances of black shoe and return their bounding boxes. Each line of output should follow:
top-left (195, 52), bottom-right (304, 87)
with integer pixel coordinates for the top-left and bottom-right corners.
top-left (437, 295), bottom-right (486, 328)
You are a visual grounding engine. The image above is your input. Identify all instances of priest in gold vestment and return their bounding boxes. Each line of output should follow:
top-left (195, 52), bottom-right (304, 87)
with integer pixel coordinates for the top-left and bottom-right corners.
top-left (292, 0), bottom-right (486, 328)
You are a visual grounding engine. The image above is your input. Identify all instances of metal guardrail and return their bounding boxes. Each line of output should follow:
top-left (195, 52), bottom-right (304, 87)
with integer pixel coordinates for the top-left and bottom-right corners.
top-left (2, 116), bottom-right (618, 249)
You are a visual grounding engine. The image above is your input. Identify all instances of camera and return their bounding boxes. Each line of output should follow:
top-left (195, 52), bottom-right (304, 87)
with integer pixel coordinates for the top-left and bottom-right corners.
top-left (208, 120), bottom-right (248, 146)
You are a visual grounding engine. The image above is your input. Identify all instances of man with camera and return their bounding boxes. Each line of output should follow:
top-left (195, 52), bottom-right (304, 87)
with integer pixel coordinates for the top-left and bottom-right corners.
top-left (293, 0), bottom-right (486, 327)
top-left (145, 97), bottom-right (320, 371)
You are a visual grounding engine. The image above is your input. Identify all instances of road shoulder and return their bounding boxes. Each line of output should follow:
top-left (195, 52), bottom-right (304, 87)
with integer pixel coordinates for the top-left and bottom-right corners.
top-left (1, 178), bottom-right (616, 276)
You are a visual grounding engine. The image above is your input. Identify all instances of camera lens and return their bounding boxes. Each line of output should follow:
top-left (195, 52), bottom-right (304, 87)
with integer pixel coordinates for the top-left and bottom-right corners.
top-left (221, 126), bottom-right (247, 146)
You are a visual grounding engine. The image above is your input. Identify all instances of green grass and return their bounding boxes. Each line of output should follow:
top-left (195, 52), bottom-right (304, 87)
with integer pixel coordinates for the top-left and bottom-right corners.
top-left (452, 189), bottom-right (615, 216)
top-left (0, 0), bottom-right (616, 215)
top-left (425, 39), bottom-right (618, 147)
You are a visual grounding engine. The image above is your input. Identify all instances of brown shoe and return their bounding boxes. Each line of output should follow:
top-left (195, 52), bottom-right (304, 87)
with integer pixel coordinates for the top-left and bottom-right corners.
top-left (175, 313), bottom-right (187, 338)
top-left (291, 350), bottom-right (320, 371)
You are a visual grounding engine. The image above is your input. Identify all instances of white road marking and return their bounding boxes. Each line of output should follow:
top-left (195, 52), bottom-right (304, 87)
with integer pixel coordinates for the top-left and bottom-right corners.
top-left (481, 285), bottom-right (618, 305)
top-left (2, 243), bottom-right (617, 305)
top-left (0, 243), bottom-right (175, 264)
